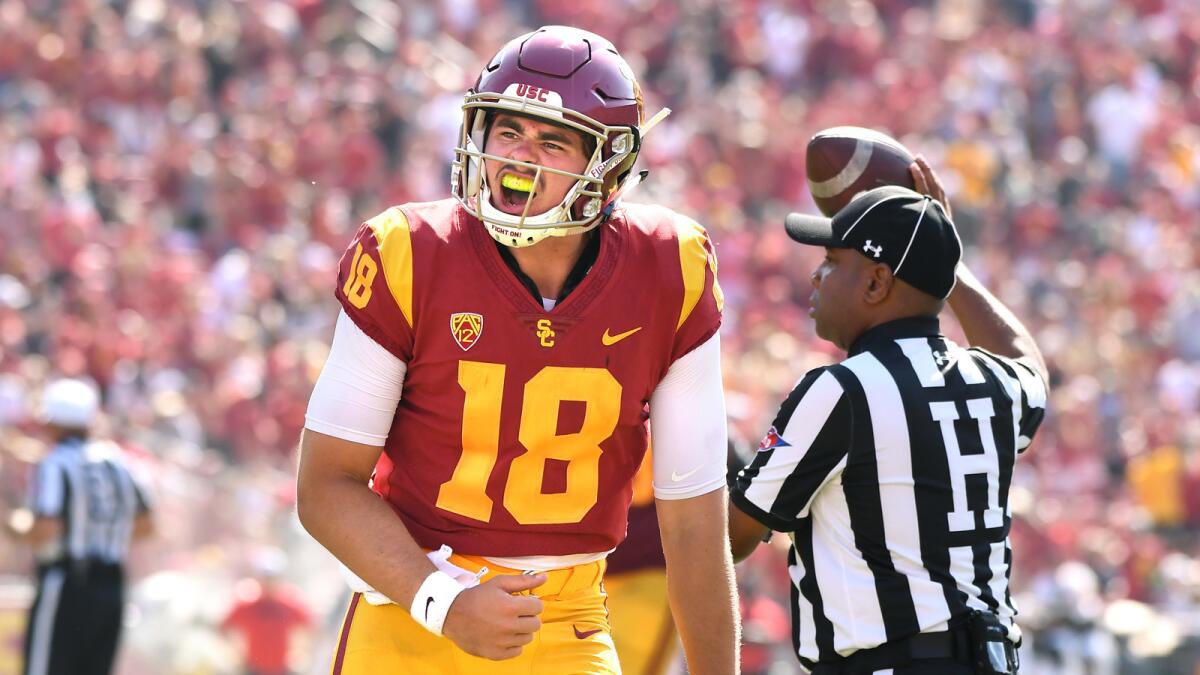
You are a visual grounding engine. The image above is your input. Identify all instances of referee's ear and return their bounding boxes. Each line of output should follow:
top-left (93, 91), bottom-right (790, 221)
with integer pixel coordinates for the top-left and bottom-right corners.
top-left (863, 263), bottom-right (896, 305)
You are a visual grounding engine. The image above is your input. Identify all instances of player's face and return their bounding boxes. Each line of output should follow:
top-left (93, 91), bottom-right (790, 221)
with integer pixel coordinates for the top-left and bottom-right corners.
top-left (809, 247), bottom-right (871, 350)
top-left (483, 113), bottom-right (591, 217)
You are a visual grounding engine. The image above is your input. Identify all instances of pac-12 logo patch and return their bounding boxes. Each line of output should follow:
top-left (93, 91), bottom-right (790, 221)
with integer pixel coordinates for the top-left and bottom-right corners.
top-left (757, 426), bottom-right (791, 452)
top-left (450, 312), bottom-right (483, 351)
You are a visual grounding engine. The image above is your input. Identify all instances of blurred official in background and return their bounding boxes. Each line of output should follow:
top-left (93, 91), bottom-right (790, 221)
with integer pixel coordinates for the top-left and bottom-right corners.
top-left (729, 176), bottom-right (1049, 674)
top-left (4, 379), bottom-right (153, 675)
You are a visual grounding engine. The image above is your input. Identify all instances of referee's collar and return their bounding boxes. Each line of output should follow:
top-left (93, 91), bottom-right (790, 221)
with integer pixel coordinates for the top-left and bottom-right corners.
top-left (848, 316), bottom-right (942, 356)
top-left (54, 437), bottom-right (87, 452)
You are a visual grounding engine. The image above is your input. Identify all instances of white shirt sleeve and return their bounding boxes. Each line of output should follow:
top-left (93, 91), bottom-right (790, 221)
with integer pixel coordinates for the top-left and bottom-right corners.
top-left (29, 459), bottom-right (64, 516)
top-left (649, 332), bottom-right (728, 500)
top-left (304, 310), bottom-right (407, 446)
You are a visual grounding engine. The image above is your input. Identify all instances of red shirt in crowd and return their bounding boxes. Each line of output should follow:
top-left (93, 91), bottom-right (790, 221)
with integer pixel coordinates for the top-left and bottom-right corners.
top-left (221, 583), bottom-right (313, 673)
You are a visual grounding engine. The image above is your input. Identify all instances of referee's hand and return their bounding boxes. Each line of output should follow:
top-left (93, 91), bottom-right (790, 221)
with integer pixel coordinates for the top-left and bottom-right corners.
top-left (909, 156), bottom-right (952, 219)
top-left (442, 572), bottom-right (547, 660)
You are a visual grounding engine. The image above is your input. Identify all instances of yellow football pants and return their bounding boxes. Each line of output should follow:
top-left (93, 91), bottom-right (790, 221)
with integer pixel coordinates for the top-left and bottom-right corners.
top-left (605, 568), bottom-right (677, 675)
top-left (331, 554), bottom-right (619, 675)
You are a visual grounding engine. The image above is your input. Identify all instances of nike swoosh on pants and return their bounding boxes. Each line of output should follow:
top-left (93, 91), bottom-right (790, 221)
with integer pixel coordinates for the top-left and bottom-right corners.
top-left (574, 625), bottom-right (604, 639)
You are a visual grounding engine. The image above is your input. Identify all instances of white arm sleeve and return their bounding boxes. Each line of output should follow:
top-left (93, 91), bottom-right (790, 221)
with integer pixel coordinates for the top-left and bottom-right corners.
top-left (649, 332), bottom-right (728, 500)
top-left (304, 310), bottom-right (407, 446)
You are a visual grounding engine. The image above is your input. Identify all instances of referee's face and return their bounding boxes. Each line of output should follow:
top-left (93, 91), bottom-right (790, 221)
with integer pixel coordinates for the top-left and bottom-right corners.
top-left (809, 247), bottom-right (871, 350)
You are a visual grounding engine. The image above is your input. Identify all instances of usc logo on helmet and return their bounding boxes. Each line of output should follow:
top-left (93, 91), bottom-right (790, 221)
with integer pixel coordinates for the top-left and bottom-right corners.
top-left (513, 83), bottom-right (556, 104)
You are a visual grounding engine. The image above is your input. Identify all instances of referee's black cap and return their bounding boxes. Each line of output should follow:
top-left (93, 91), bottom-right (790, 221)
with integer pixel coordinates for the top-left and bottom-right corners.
top-left (784, 185), bottom-right (962, 299)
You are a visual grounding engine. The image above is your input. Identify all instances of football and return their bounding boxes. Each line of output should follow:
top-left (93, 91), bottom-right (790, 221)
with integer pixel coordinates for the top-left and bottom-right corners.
top-left (806, 126), bottom-right (917, 217)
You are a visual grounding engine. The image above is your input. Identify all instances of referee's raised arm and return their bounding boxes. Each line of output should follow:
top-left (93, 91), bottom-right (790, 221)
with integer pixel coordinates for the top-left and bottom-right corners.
top-left (946, 264), bottom-right (1049, 385)
top-left (912, 154), bottom-right (1048, 384)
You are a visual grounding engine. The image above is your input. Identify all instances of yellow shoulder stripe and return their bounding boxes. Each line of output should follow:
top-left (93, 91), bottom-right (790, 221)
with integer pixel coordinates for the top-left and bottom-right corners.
top-left (675, 219), bottom-right (723, 330)
top-left (365, 207), bottom-right (414, 329)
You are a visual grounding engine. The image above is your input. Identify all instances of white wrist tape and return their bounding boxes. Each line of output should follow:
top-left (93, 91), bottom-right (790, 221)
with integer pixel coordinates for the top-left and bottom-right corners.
top-left (410, 570), bottom-right (466, 636)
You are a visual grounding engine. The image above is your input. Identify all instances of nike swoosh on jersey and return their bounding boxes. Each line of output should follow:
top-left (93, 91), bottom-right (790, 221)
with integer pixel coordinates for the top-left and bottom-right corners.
top-left (671, 465), bottom-right (703, 482)
top-left (601, 326), bottom-right (642, 346)
top-left (573, 625), bottom-right (604, 639)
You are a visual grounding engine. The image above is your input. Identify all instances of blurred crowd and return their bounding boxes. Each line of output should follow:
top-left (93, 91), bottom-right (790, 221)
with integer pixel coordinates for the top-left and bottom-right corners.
top-left (1, 0), bottom-right (1199, 672)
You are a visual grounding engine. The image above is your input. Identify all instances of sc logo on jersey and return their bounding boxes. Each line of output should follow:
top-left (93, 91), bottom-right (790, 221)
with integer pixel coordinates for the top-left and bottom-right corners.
top-left (536, 319), bottom-right (555, 347)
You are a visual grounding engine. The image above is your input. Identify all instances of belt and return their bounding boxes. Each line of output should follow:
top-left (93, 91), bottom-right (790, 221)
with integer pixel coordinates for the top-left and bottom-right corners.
top-left (447, 552), bottom-right (606, 601)
top-left (38, 559), bottom-right (124, 586)
top-left (809, 629), bottom-right (972, 675)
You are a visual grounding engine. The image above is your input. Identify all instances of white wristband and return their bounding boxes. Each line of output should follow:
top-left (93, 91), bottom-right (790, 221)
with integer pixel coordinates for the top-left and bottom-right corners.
top-left (410, 570), bottom-right (466, 636)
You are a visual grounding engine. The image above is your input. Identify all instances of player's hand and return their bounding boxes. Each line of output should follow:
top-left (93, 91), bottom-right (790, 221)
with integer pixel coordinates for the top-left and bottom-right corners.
top-left (909, 155), bottom-right (952, 220)
top-left (441, 572), bottom-right (547, 660)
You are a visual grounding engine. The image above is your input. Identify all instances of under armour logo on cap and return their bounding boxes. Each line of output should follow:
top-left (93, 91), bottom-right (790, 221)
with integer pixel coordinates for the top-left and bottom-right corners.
top-left (783, 185), bottom-right (963, 299)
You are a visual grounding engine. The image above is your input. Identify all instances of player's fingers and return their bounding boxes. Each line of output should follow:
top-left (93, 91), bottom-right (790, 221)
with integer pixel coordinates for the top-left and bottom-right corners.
top-left (512, 615), bottom-right (542, 635)
top-left (493, 572), bottom-right (547, 594)
top-left (511, 594), bottom-right (544, 617)
top-left (508, 628), bottom-right (536, 646)
top-left (490, 645), bottom-right (525, 661)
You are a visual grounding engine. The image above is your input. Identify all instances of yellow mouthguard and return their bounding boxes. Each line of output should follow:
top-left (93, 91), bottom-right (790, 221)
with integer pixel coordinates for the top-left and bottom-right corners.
top-left (501, 174), bottom-right (534, 192)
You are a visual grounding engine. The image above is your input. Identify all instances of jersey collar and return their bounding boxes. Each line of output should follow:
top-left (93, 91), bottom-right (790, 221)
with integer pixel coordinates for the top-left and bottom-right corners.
top-left (493, 228), bottom-right (601, 305)
top-left (847, 316), bottom-right (942, 357)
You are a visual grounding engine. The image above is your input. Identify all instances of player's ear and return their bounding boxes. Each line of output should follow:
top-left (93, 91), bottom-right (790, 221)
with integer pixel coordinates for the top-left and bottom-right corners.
top-left (863, 263), bottom-right (895, 305)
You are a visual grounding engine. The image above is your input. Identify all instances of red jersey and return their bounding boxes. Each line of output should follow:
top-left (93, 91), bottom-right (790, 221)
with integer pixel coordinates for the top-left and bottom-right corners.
top-left (335, 200), bottom-right (722, 556)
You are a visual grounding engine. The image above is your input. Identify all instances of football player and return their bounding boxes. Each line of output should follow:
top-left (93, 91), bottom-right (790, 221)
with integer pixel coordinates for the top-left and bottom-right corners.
top-left (297, 26), bottom-right (739, 675)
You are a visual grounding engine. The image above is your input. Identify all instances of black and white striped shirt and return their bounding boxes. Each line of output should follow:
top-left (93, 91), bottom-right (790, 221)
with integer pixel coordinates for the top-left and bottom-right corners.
top-left (730, 317), bottom-right (1047, 668)
top-left (27, 438), bottom-right (150, 565)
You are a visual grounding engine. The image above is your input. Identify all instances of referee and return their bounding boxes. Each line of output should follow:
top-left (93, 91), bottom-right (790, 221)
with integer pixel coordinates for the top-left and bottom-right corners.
top-left (5, 378), bottom-right (154, 675)
top-left (729, 182), bottom-right (1048, 674)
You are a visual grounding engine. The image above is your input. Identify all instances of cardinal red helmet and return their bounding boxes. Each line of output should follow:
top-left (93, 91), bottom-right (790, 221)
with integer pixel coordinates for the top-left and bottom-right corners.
top-left (452, 26), bottom-right (645, 247)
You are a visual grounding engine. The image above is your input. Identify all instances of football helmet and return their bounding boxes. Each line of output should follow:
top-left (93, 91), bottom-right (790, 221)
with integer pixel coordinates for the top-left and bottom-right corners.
top-left (452, 26), bottom-right (645, 247)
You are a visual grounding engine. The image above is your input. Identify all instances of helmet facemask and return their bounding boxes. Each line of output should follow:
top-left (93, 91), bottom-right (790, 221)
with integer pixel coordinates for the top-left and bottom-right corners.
top-left (451, 88), bottom-right (641, 248)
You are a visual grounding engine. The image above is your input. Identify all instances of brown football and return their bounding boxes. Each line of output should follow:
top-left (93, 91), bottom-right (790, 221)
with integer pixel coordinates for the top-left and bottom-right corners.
top-left (806, 126), bottom-right (916, 217)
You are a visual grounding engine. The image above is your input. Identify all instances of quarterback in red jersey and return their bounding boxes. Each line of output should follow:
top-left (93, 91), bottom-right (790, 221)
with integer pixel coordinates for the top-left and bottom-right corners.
top-left (297, 26), bottom-right (739, 675)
